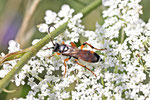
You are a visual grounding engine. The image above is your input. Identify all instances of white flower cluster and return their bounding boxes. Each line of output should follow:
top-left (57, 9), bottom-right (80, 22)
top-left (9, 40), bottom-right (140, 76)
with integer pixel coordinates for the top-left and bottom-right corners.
top-left (100, 0), bottom-right (150, 99)
top-left (1, 0), bottom-right (150, 99)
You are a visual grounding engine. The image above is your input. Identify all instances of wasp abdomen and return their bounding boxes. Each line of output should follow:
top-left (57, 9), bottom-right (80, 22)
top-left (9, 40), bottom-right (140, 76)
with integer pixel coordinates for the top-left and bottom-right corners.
top-left (77, 50), bottom-right (102, 63)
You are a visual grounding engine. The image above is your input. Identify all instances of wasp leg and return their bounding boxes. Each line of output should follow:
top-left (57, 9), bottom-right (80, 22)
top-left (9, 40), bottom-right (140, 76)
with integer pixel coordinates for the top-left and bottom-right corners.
top-left (62, 42), bottom-right (77, 48)
top-left (74, 59), bottom-right (97, 77)
top-left (70, 42), bottom-right (77, 48)
top-left (44, 47), bottom-right (54, 50)
top-left (62, 41), bottom-right (65, 44)
top-left (47, 52), bottom-right (61, 59)
top-left (80, 42), bottom-right (106, 51)
top-left (63, 57), bottom-right (71, 77)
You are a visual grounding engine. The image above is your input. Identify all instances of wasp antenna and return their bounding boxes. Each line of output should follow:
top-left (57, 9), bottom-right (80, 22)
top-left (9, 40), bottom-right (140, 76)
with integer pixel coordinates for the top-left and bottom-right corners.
top-left (48, 25), bottom-right (51, 35)
top-left (50, 38), bottom-right (55, 46)
top-left (48, 23), bottom-right (55, 34)
top-left (47, 25), bottom-right (55, 46)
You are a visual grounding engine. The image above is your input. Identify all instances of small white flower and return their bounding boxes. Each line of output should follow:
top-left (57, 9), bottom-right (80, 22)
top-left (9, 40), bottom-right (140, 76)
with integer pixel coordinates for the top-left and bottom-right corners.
top-left (38, 24), bottom-right (48, 33)
top-left (8, 40), bottom-right (21, 52)
top-left (0, 70), bottom-right (9, 78)
top-left (44, 10), bottom-right (57, 24)
top-left (58, 4), bottom-right (74, 18)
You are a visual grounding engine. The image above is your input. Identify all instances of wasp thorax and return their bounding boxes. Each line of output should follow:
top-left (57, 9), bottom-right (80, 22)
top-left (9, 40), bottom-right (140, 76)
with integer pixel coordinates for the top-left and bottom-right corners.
top-left (59, 45), bottom-right (69, 52)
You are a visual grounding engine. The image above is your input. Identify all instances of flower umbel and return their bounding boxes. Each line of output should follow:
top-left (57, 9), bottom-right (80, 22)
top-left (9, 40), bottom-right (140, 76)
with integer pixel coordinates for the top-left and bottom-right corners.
top-left (1, 1), bottom-right (150, 99)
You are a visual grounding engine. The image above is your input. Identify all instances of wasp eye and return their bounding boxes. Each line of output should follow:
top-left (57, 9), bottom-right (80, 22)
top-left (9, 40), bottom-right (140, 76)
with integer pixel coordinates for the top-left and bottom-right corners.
top-left (59, 46), bottom-right (64, 52)
top-left (59, 45), bottom-right (68, 52)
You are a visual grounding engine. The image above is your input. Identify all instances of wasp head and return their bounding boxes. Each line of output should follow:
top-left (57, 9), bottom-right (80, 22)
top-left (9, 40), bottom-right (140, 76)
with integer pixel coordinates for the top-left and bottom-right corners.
top-left (53, 43), bottom-right (60, 52)
top-left (53, 43), bottom-right (69, 53)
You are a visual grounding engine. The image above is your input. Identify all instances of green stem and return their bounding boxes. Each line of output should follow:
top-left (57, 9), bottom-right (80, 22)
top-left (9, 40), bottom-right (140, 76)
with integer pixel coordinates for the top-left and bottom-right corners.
top-left (80, 0), bottom-right (102, 18)
top-left (120, 28), bottom-right (125, 44)
top-left (114, 28), bottom-right (125, 73)
top-left (0, 0), bottom-right (102, 92)
top-left (28, 72), bottom-right (53, 89)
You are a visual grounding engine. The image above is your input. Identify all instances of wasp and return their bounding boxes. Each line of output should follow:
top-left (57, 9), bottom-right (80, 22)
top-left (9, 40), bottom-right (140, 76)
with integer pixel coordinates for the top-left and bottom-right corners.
top-left (45, 39), bottom-right (106, 77)
top-left (46, 27), bottom-right (106, 77)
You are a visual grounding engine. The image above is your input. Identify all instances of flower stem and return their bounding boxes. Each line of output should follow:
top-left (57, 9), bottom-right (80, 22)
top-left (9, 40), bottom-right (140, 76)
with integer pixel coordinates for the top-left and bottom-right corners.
top-left (80, 0), bottom-right (102, 18)
top-left (28, 72), bottom-right (54, 89)
top-left (120, 28), bottom-right (125, 44)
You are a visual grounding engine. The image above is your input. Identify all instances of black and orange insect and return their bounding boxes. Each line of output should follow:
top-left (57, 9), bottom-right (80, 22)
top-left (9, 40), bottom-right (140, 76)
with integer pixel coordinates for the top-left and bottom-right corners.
top-left (46, 38), bottom-right (106, 77)
top-left (46, 26), bottom-right (106, 77)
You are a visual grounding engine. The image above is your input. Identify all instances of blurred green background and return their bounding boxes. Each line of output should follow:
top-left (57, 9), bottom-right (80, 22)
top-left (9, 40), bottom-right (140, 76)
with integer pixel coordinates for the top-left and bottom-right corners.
top-left (0, 0), bottom-right (150, 99)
